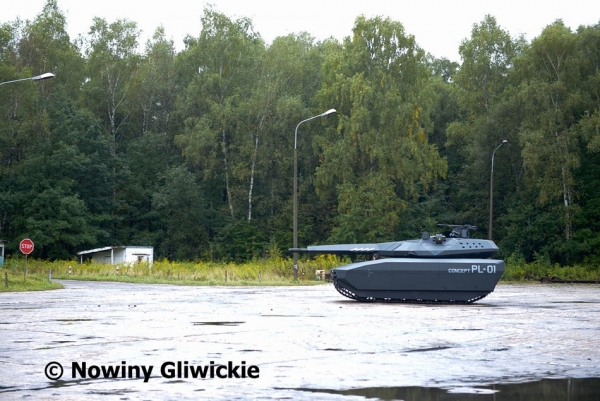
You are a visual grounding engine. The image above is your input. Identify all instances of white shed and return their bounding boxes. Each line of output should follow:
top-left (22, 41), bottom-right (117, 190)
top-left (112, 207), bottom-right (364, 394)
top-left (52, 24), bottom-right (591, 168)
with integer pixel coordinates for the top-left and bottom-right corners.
top-left (77, 246), bottom-right (153, 265)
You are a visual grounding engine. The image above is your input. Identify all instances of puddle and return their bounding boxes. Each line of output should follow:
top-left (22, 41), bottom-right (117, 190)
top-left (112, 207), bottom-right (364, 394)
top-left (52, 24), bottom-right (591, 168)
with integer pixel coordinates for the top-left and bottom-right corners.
top-left (291, 378), bottom-right (600, 400)
top-left (450, 328), bottom-right (483, 331)
top-left (54, 319), bottom-right (96, 322)
top-left (405, 346), bottom-right (453, 353)
top-left (260, 315), bottom-right (299, 317)
top-left (550, 301), bottom-right (600, 304)
top-left (88, 389), bottom-right (136, 396)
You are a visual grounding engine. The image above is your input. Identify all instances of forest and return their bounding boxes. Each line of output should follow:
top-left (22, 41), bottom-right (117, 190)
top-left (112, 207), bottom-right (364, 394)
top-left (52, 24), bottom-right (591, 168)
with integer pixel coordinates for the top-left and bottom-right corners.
top-left (1, 1), bottom-right (599, 267)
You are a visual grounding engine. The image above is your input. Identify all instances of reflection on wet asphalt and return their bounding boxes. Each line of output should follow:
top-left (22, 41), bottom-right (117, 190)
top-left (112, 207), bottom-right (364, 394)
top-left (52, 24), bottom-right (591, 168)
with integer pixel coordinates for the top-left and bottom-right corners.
top-left (292, 378), bottom-right (600, 400)
top-left (0, 280), bottom-right (599, 400)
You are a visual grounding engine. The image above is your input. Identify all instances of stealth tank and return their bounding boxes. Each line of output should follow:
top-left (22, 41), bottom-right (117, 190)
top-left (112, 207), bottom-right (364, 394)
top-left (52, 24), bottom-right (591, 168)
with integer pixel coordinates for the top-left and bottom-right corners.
top-left (290, 225), bottom-right (504, 304)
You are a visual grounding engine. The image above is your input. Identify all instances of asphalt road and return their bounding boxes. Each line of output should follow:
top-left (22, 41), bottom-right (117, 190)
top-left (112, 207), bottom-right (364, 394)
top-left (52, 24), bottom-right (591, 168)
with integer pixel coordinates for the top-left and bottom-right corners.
top-left (1, 280), bottom-right (599, 400)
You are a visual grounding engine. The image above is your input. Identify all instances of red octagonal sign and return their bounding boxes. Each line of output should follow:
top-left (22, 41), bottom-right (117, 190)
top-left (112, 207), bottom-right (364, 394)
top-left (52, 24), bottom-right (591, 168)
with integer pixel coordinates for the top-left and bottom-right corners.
top-left (20, 238), bottom-right (34, 255)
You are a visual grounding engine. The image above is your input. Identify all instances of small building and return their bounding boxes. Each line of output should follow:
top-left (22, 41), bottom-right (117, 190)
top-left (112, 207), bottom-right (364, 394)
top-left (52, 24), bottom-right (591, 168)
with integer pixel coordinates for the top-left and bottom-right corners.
top-left (77, 246), bottom-right (153, 265)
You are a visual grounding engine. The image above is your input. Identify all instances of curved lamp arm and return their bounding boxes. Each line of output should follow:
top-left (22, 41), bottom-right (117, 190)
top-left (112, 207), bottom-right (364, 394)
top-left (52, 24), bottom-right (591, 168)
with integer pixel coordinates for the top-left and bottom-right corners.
top-left (0, 72), bottom-right (55, 86)
top-left (294, 109), bottom-right (336, 149)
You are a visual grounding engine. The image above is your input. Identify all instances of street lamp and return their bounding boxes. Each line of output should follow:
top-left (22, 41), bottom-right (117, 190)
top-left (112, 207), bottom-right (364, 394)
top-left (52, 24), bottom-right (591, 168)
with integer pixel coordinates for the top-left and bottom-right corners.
top-left (488, 139), bottom-right (508, 240)
top-left (0, 72), bottom-right (55, 86)
top-left (293, 108), bottom-right (336, 280)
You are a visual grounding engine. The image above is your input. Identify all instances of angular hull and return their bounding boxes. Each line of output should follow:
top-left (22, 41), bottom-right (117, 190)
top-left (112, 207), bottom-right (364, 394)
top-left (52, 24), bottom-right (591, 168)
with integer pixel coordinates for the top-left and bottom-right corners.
top-left (331, 258), bottom-right (504, 303)
top-left (292, 237), bottom-right (499, 259)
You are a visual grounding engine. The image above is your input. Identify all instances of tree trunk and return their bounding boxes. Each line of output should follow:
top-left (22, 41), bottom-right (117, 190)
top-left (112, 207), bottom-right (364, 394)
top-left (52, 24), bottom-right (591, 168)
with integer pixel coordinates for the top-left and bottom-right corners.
top-left (221, 128), bottom-right (234, 219)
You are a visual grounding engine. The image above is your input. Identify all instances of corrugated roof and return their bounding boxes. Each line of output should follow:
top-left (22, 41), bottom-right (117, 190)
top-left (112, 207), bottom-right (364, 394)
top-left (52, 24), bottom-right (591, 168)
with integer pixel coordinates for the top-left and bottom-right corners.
top-left (76, 246), bottom-right (126, 255)
top-left (77, 246), bottom-right (153, 256)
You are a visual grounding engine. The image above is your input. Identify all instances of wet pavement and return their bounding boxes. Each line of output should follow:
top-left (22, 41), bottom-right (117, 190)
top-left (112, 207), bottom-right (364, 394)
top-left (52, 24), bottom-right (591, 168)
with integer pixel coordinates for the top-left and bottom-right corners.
top-left (0, 280), bottom-right (599, 400)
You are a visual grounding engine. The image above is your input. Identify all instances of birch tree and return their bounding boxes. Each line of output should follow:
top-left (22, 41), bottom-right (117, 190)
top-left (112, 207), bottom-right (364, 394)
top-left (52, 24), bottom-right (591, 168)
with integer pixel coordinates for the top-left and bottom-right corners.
top-left (176, 7), bottom-right (261, 220)
top-left (518, 21), bottom-right (584, 241)
top-left (83, 17), bottom-right (140, 156)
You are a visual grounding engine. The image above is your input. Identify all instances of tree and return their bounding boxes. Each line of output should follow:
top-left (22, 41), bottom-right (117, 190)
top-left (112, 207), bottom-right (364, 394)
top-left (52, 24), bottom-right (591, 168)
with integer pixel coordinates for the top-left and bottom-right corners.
top-left (176, 7), bottom-right (262, 221)
top-left (577, 22), bottom-right (600, 152)
top-left (455, 15), bottom-right (518, 115)
top-left (81, 17), bottom-right (142, 241)
top-left (152, 166), bottom-right (207, 260)
top-left (314, 15), bottom-right (446, 242)
top-left (119, 28), bottom-right (183, 247)
top-left (9, 100), bottom-right (111, 259)
top-left (239, 33), bottom-right (324, 225)
top-left (82, 17), bottom-right (140, 153)
top-left (446, 15), bottom-right (524, 231)
top-left (18, 0), bottom-right (84, 99)
top-left (518, 21), bottom-right (584, 242)
top-left (131, 27), bottom-right (178, 140)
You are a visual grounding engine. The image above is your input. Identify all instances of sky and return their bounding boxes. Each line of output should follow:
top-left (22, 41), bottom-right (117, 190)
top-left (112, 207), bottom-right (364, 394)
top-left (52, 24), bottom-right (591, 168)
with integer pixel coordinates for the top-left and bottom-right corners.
top-left (4, 0), bottom-right (600, 62)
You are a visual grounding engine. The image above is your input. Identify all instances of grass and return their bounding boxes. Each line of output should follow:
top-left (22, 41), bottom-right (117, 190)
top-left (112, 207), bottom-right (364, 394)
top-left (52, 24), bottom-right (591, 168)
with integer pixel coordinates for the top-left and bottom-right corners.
top-left (501, 262), bottom-right (600, 282)
top-left (500, 251), bottom-right (600, 282)
top-left (2, 253), bottom-right (598, 292)
top-left (0, 254), bottom-right (345, 292)
top-left (0, 268), bottom-right (63, 292)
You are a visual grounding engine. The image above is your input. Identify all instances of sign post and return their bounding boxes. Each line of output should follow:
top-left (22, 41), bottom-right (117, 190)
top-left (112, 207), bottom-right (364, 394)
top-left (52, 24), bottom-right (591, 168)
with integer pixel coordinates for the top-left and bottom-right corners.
top-left (20, 238), bottom-right (34, 278)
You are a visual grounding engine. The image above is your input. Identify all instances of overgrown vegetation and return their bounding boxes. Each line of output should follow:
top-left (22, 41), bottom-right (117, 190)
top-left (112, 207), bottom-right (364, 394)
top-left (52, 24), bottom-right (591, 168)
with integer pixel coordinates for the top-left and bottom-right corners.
top-left (1, 255), bottom-right (345, 289)
top-left (502, 252), bottom-right (600, 282)
top-left (2, 253), bottom-right (599, 293)
top-left (0, 268), bottom-right (63, 292)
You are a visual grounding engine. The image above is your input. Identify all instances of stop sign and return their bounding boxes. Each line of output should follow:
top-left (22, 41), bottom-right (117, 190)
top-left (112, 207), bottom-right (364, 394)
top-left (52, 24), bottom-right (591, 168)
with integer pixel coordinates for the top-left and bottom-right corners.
top-left (20, 238), bottom-right (34, 255)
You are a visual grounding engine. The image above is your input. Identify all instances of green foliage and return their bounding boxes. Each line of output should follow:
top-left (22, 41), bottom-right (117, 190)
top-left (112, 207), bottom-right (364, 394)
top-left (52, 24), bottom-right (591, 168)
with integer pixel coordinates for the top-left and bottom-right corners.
top-left (215, 220), bottom-right (267, 262)
top-left (4, 94), bottom-right (112, 258)
top-left (518, 22), bottom-right (582, 209)
top-left (0, 270), bottom-right (63, 292)
top-left (1, 4), bottom-right (600, 268)
top-left (446, 16), bottom-right (524, 230)
top-left (331, 173), bottom-right (404, 243)
top-left (315, 16), bottom-right (447, 241)
top-left (175, 7), bottom-right (264, 222)
top-left (503, 252), bottom-right (600, 282)
top-left (152, 166), bottom-right (207, 260)
top-left (8, 256), bottom-right (344, 286)
top-left (455, 15), bottom-right (521, 114)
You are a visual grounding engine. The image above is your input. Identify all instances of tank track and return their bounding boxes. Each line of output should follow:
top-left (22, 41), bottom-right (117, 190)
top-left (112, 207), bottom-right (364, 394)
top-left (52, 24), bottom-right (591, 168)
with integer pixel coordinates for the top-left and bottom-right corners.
top-left (333, 280), bottom-right (488, 305)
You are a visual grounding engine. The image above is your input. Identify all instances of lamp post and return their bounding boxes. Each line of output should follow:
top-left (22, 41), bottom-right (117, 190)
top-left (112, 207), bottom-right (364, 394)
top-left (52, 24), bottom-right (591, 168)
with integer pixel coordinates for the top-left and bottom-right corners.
top-left (0, 71), bottom-right (54, 271)
top-left (0, 72), bottom-right (55, 87)
top-left (489, 139), bottom-right (508, 240)
top-left (293, 108), bottom-right (336, 280)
